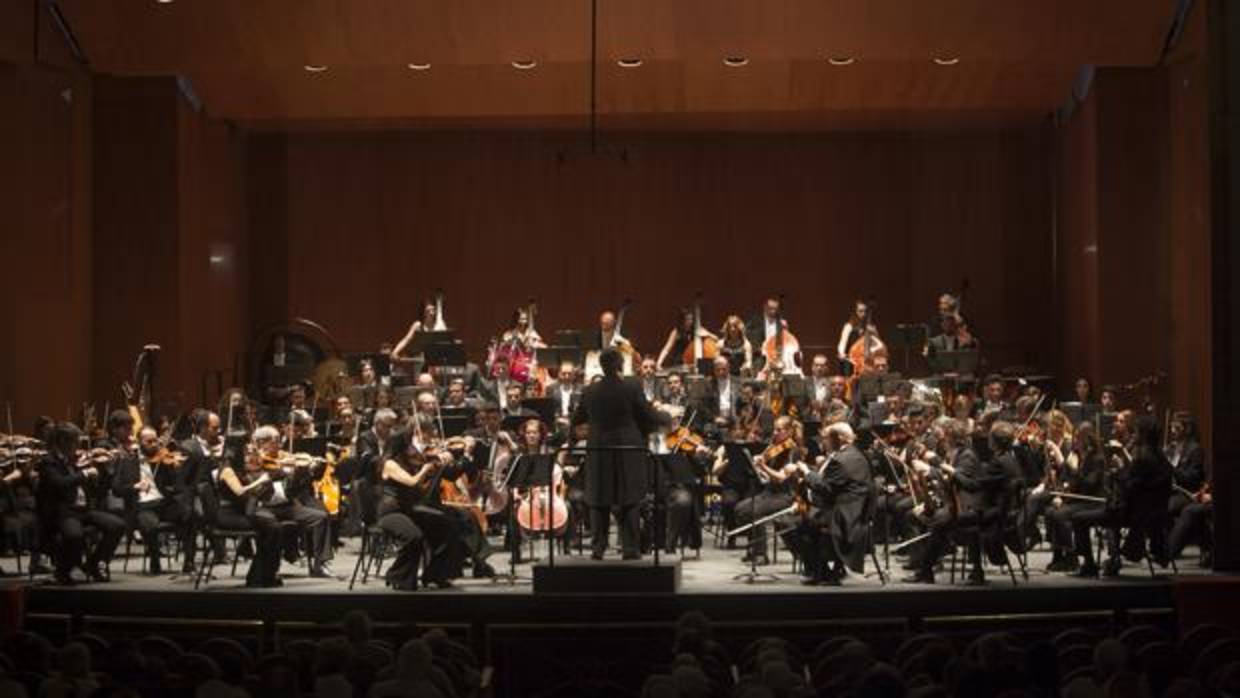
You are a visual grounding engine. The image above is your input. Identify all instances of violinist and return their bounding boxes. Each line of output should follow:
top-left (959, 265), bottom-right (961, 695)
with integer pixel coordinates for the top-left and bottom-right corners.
top-left (1044, 421), bottom-right (1106, 573)
top-left (35, 422), bottom-right (125, 585)
top-left (1, 436), bottom-right (46, 575)
top-left (112, 426), bottom-right (194, 575)
top-left (653, 411), bottom-right (712, 554)
top-left (1018, 409), bottom-right (1072, 551)
top-left (836, 300), bottom-right (879, 368)
top-left (93, 410), bottom-right (138, 516)
top-left (377, 428), bottom-right (459, 590)
top-left (252, 425), bottom-right (335, 578)
top-left (1069, 414), bottom-right (1172, 577)
top-left (655, 307), bottom-right (719, 371)
top-left (418, 420), bottom-right (495, 579)
top-left (216, 445), bottom-right (287, 588)
top-left (1165, 411), bottom-right (1206, 519)
top-left (905, 419), bottom-right (1010, 585)
top-left (733, 416), bottom-right (806, 567)
top-left (782, 422), bottom-right (873, 585)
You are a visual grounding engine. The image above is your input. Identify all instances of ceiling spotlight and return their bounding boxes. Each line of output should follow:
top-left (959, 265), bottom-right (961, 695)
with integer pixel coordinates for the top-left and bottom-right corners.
top-left (617, 58), bottom-right (643, 68)
top-left (407, 62), bottom-right (432, 71)
top-left (723, 56), bottom-right (749, 67)
top-left (827, 57), bottom-right (855, 66)
top-left (512, 60), bottom-right (538, 70)
top-left (303, 64), bottom-right (329, 73)
top-left (156, 0), bottom-right (174, 4)
top-left (933, 56), bottom-right (960, 66)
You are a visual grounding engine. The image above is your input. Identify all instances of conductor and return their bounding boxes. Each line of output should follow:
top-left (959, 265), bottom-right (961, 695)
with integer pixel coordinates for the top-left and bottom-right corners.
top-left (572, 348), bottom-right (666, 560)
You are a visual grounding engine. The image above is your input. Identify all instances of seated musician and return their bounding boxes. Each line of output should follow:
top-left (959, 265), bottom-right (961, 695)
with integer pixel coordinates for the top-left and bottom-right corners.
top-left (657, 372), bottom-right (689, 413)
top-left (492, 307), bottom-right (546, 376)
top-left (718, 315), bottom-right (753, 376)
top-left (251, 426), bottom-right (334, 578)
top-left (545, 361), bottom-right (582, 437)
top-left (977, 375), bottom-right (1009, 417)
top-left (808, 355), bottom-right (833, 405)
top-left (733, 416), bottom-right (806, 567)
top-left (111, 426), bottom-right (195, 575)
top-left (557, 421), bottom-right (590, 552)
top-left (650, 410), bottom-right (712, 555)
top-left (1044, 421), bottom-right (1106, 573)
top-left (782, 422), bottom-right (873, 585)
top-left (1069, 412), bottom-right (1173, 577)
top-left (216, 445), bottom-right (286, 588)
top-left (442, 378), bottom-right (471, 409)
top-left (638, 358), bottom-right (664, 403)
top-left (375, 428), bottom-right (447, 591)
top-left (1019, 409), bottom-right (1073, 558)
top-left (2, 441), bottom-right (47, 575)
top-left (904, 419), bottom-right (1011, 585)
top-left (502, 383), bottom-right (537, 420)
top-left (746, 297), bottom-right (786, 373)
top-left (698, 357), bottom-right (738, 431)
top-left (655, 308), bottom-right (719, 371)
top-left (1165, 411), bottom-right (1206, 518)
top-left (480, 354), bottom-right (514, 410)
top-left (95, 410), bottom-right (141, 517)
top-left (415, 419), bottom-right (495, 579)
top-left (494, 418), bottom-right (565, 560)
top-left (36, 422), bottom-right (126, 585)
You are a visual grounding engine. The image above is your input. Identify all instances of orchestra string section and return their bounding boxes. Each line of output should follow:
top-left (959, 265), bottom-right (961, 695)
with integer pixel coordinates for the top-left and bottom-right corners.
top-left (0, 292), bottom-right (1208, 591)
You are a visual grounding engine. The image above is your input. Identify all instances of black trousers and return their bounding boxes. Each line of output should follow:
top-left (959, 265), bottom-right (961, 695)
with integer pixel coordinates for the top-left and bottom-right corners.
top-left (3, 509), bottom-right (39, 564)
top-left (665, 485), bottom-right (701, 551)
top-left (215, 505), bottom-right (280, 586)
top-left (265, 501), bottom-right (330, 569)
top-left (591, 503), bottom-right (640, 557)
top-left (49, 508), bottom-right (126, 575)
top-left (734, 490), bottom-right (794, 556)
top-left (376, 507), bottom-right (423, 590)
top-left (133, 497), bottom-right (193, 570)
top-left (781, 517), bottom-right (841, 579)
top-left (1169, 501), bottom-right (1212, 559)
top-left (875, 491), bottom-right (915, 543)
top-left (1069, 505), bottom-right (1120, 566)
top-left (409, 505), bottom-right (466, 582)
top-left (1045, 501), bottom-right (1093, 558)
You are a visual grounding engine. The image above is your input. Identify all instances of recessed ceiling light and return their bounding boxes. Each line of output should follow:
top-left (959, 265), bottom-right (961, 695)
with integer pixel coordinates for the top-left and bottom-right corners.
top-left (303, 64), bottom-right (329, 73)
top-left (156, 0), bottom-right (174, 4)
top-left (617, 58), bottom-right (643, 68)
top-left (827, 57), bottom-right (855, 66)
top-left (407, 62), bottom-right (431, 71)
top-left (512, 60), bottom-right (538, 70)
top-left (723, 56), bottom-right (749, 67)
top-left (933, 57), bottom-right (960, 66)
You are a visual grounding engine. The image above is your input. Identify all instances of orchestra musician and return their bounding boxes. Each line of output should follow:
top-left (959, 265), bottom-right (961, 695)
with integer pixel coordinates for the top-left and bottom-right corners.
top-left (1165, 411), bottom-right (1206, 519)
top-left (655, 307), bottom-right (719, 371)
top-left (1, 438), bottom-right (46, 575)
top-left (36, 422), bottom-right (126, 585)
top-left (650, 408), bottom-right (712, 554)
top-left (782, 422), bottom-right (873, 585)
top-left (836, 299), bottom-right (878, 368)
top-left (904, 419), bottom-right (1011, 585)
top-left (215, 445), bottom-right (286, 587)
top-left (746, 297), bottom-right (786, 371)
top-left (925, 312), bottom-right (978, 356)
top-left (377, 427), bottom-right (457, 591)
top-left (1099, 385), bottom-right (1119, 414)
top-left (718, 315), bottom-right (753, 375)
top-left (638, 358), bottom-right (665, 404)
top-left (390, 297), bottom-right (440, 366)
top-left (699, 357), bottom-right (739, 428)
top-left (1043, 421), bottom-right (1106, 573)
top-left (571, 348), bottom-right (667, 560)
top-left (180, 409), bottom-right (223, 567)
top-left (251, 425), bottom-right (335, 578)
top-left (1073, 377), bottom-right (1093, 405)
top-left (977, 375), bottom-right (1008, 417)
top-left (733, 416), bottom-right (806, 567)
top-left (112, 426), bottom-right (195, 575)
top-left (1068, 413), bottom-right (1173, 577)
top-left (544, 362), bottom-right (582, 436)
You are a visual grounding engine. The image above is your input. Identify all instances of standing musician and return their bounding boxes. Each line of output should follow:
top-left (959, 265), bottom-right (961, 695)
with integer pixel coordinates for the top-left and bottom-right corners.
top-left (571, 348), bottom-right (666, 560)
top-left (655, 307), bottom-right (719, 371)
top-left (904, 419), bottom-right (1011, 585)
top-left (836, 300), bottom-right (879, 368)
top-left (733, 416), bottom-right (806, 567)
top-left (598, 310), bottom-right (637, 361)
top-left (36, 422), bottom-right (126, 585)
top-left (390, 297), bottom-right (441, 366)
top-left (487, 305), bottom-right (547, 386)
top-left (216, 445), bottom-right (286, 588)
top-left (112, 426), bottom-right (194, 575)
top-left (718, 315), bottom-right (754, 376)
top-left (746, 297), bottom-right (786, 367)
top-left (782, 422), bottom-right (873, 585)
top-left (1044, 421), bottom-right (1106, 573)
top-left (1068, 413), bottom-right (1173, 577)
top-left (251, 425), bottom-right (335, 578)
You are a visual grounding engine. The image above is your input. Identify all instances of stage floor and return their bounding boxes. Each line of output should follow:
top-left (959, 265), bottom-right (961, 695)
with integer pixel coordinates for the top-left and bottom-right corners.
top-left (13, 537), bottom-right (1208, 628)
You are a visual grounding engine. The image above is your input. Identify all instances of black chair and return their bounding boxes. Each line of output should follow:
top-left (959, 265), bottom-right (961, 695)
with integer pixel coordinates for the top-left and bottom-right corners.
top-left (193, 481), bottom-right (257, 590)
top-left (949, 489), bottom-right (1020, 586)
top-left (348, 476), bottom-right (395, 590)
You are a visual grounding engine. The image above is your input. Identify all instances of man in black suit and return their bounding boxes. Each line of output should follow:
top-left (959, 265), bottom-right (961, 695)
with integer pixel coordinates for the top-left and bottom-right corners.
top-left (179, 409), bottom-right (223, 568)
top-left (112, 426), bottom-right (195, 575)
top-left (745, 297), bottom-right (784, 374)
top-left (35, 422), bottom-right (126, 584)
top-left (1165, 412), bottom-right (1206, 518)
top-left (544, 361), bottom-right (583, 437)
top-left (571, 349), bottom-right (667, 560)
top-left (782, 422), bottom-right (874, 585)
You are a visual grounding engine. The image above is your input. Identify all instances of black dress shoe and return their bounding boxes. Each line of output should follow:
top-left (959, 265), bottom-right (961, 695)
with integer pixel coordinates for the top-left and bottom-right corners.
top-left (423, 576), bottom-right (454, 589)
top-left (801, 576), bottom-right (825, 586)
top-left (85, 565), bottom-right (108, 583)
top-left (1102, 559), bottom-right (1122, 577)
top-left (472, 562), bottom-right (496, 579)
top-left (29, 563), bottom-right (52, 575)
top-left (902, 570), bottom-right (935, 584)
top-left (819, 575), bottom-right (843, 587)
top-left (965, 571), bottom-right (986, 586)
top-left (622, 552), bottom-right (641, 561)
top-left (590, 550), bottom-right (605, 561)
top-left (52, 570), bottom-right (75, 586)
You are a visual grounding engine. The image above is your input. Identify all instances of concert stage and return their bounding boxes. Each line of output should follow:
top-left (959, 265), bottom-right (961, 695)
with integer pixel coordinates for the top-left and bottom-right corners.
top-left (13, 543), bottom-right (1206, 633)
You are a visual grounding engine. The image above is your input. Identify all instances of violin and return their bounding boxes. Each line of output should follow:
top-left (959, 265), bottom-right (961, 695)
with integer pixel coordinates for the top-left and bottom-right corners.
top-left (147, 447), bottom-right (187, 467)
top-left (664, 426), bottom-right (706, 454)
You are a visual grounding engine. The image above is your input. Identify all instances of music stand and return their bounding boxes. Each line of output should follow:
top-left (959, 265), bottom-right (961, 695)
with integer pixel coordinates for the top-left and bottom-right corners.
top-left (728, 443), bottom-right (780, 584)
top-left (657, 452), bottom-right (697, 556)
top-left (346, 353), bottom-right (391, 378)
top-left (539, 346), bottom-right (585, 372)
top-left (695, 358), bottom-right (715, 377)
top-left (893, 324), bottom-right (929, 375)
top-left (1061, 401), bottom-right (1101, 426)
top-left (554, 330), bottom-right (583, 347)
top-left (927, 349), bottom-right (980, 377)
top-left (438, 411), bottom-right (473, 438)
top-left (521, 398), bottom-right (557, 426)
top-left (298, 437), bottom-right (328, 458)
top-left (424, 341), bottom-right (467, 372)
top-left (495, 453), bottom-right (553, 584)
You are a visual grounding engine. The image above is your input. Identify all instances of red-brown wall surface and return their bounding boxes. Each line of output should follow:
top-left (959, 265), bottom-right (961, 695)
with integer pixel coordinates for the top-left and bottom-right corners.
top-left (247, 130), bottom-right (1057, 374)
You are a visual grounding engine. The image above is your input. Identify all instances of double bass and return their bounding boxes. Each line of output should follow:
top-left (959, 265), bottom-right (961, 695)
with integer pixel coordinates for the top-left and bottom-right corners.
top-left (682, 293), bottom-right (719, 366)
top-left (761, 295), bottom-right (801, 375)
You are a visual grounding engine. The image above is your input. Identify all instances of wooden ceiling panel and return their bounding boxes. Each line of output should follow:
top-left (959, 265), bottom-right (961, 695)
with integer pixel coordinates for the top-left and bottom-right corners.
top-left (50, 0), bottom-right (1172, 128)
